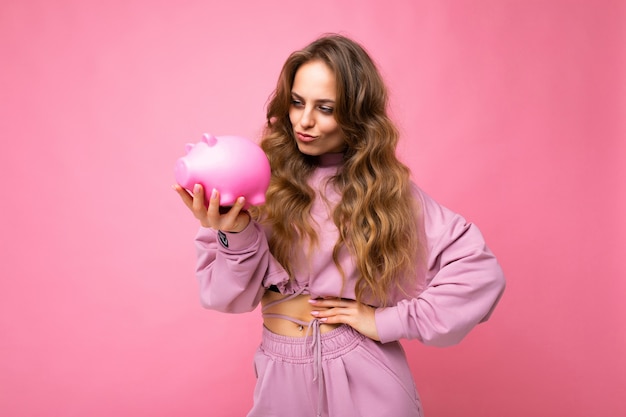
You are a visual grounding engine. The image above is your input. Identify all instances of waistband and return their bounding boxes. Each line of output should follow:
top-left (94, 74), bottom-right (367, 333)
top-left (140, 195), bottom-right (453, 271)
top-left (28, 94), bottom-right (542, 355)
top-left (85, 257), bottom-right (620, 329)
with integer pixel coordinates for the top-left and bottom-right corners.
top-left (260, 323), bottom-right (366, 363)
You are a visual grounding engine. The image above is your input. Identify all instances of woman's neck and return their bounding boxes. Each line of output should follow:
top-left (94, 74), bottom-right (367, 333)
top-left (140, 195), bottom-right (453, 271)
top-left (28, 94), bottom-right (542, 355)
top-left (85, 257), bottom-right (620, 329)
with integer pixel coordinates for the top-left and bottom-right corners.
top-left (316, 152), bottom-right (344, 167)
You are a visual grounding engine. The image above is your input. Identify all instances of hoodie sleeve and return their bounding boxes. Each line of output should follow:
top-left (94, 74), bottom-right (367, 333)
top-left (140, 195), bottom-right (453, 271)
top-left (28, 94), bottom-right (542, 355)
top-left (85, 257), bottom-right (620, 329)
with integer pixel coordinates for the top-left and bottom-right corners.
top-left (194, 221), bottom-right (276, 313)
top-left (375, 187), bottom-right (506, 346)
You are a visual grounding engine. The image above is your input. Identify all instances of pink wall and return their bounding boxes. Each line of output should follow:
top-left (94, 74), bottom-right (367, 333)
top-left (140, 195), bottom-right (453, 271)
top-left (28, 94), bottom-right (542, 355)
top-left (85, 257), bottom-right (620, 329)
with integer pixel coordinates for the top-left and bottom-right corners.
top-left (1, 1), bottom-right (624, 416)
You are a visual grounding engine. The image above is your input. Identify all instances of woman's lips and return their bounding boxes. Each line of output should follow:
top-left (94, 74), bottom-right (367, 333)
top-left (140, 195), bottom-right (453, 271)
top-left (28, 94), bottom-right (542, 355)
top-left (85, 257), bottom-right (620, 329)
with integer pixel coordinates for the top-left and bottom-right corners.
top-left (296, 132), bottom-right (317, 143)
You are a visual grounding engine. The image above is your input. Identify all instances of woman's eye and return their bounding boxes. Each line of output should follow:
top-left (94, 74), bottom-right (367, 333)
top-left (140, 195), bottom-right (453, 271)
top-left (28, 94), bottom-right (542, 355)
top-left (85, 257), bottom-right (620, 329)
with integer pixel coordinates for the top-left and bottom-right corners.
top-left (319, 106), bottom-right (334, 114)
top-left (291, 99), bottom-right (303, 107)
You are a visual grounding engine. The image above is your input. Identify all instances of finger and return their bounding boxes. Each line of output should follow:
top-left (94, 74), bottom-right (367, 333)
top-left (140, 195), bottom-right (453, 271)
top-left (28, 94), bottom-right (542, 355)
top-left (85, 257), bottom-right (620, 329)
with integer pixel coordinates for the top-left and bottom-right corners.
top-left (192, 184), bottom-right (204, 207)
top-left (190, 183), bottom-right (207, 215)
top-left (315, 312), bottom-right (354, 327)
top-left (224, 196), bottom-right (245, 221)
top-left (309, 298), bottom-right (350, 308)
top-left (220, 197), bottom-right (252, 232)
top-left (206, 188), bottom-right (221, 221)
top-left (311, 307), bottom-right (353, 320)
top-left (172, 185), bottom-right (193, 209)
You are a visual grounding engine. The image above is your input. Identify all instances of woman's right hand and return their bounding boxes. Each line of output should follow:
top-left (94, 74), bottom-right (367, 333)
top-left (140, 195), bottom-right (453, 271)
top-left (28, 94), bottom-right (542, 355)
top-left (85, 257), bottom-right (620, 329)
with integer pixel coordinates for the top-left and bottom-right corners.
top-left (173, 184), bottom-right (250, 233)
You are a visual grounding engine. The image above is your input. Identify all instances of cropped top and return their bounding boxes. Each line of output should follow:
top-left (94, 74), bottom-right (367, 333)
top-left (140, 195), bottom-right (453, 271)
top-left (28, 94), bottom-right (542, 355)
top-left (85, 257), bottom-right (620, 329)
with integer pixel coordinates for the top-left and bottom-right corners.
top-left (193, 153), bottom-right (506, 346)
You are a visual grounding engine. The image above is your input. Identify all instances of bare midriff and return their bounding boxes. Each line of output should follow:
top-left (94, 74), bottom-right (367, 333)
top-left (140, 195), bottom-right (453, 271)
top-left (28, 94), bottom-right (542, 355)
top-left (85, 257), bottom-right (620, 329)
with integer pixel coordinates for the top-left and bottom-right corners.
top-left (261, 291), bottom-right (342, 337)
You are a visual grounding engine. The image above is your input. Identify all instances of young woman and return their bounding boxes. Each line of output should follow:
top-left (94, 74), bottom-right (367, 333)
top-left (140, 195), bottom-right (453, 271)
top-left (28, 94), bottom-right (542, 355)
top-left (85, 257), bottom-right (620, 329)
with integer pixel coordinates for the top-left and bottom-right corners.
top-left (174, 34), bottom-right (505, 417)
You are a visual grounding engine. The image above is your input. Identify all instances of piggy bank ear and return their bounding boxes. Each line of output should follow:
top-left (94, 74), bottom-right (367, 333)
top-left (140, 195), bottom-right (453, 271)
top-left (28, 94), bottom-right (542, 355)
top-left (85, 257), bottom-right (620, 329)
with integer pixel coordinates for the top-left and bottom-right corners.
top-left (185, 143), bottom-right (195, 153)
top-left (202, 133), bottom-right (218, 147)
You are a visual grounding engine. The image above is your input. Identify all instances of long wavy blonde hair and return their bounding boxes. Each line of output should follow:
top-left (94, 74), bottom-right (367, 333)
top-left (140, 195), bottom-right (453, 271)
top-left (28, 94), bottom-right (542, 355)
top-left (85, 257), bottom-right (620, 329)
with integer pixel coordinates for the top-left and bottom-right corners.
top-left (250, 34), bottom-right (424, 305)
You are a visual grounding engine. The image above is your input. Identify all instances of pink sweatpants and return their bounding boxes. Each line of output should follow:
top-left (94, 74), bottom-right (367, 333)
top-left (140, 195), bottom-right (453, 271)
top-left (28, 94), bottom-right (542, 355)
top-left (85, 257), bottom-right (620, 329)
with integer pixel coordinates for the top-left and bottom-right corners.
top-left (248, 324), bottom-right (423, 417)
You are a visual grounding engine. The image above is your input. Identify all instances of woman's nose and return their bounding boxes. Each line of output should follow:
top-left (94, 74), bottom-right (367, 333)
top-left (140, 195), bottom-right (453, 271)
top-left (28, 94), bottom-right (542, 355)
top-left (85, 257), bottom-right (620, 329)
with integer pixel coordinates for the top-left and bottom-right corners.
top-left (299, 108), bottom-right (315, 128)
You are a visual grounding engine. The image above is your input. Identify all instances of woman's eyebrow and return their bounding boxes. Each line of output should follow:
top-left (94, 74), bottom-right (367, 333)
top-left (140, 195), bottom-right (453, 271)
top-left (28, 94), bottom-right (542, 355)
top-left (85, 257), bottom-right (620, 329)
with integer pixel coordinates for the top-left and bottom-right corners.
top-left (291, 91), bottom-right (335, 104)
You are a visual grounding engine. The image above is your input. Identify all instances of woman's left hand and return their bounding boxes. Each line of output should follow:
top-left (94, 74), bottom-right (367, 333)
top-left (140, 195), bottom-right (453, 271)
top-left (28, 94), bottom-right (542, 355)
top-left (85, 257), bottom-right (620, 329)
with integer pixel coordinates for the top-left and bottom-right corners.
top-left (309, 298), bottom-right (380, 341)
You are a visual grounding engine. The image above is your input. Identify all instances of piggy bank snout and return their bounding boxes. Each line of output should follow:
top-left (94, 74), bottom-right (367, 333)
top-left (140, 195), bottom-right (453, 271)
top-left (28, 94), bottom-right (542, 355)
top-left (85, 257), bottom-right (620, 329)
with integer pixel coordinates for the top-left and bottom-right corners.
top-left (174, 158), bottom-right (191, 188)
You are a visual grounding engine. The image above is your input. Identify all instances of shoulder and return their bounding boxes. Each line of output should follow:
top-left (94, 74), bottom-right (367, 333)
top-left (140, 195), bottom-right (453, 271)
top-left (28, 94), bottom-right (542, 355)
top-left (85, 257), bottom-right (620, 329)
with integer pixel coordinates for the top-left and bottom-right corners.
top-left (409, 182), bottom-right (480, 249)
top-left (409, 182), bottom-right (459, 227)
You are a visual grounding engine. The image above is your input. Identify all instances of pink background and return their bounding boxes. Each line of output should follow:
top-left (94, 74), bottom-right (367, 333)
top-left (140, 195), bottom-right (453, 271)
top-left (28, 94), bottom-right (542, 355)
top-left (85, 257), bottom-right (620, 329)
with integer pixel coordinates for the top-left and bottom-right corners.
top-left (1, 1), bottom-right (624, 416)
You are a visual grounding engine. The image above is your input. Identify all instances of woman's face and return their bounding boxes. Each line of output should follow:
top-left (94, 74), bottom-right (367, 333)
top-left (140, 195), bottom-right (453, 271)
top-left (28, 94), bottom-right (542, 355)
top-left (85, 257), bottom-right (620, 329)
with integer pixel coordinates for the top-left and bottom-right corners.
top-left (289, 60), bottom-right (346, 156)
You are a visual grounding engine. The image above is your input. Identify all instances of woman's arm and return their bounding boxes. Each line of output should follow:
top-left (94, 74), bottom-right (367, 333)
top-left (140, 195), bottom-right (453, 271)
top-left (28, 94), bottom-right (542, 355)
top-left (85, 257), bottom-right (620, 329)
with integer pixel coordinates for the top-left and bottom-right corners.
top-left (194, 222), bottom-right (271, 313)
top-left (175, 183), bottom-right (275, 313)
top-left (374, 187), bottom-right (506, 346)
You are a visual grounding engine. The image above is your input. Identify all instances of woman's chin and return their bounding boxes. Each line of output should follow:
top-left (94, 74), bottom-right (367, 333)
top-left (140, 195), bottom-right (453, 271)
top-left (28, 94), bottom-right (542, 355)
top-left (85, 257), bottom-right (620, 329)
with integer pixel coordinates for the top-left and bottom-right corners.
top-left (296, 143), bottom-right (322, 156)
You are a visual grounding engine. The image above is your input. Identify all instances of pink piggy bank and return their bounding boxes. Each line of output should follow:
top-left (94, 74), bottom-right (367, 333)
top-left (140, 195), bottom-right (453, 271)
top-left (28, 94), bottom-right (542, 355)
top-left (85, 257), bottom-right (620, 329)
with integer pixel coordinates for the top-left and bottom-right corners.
top-left (175, 133), bottom-right (271, 209)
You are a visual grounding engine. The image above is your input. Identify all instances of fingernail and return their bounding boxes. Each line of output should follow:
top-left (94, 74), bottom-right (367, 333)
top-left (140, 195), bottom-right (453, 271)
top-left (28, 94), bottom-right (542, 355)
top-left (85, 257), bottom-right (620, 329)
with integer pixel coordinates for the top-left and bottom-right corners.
top-left (310, 311), bottom-right (319, 316)
top-left (211, 189), bottom-right (217, 199)
top-left (237, 196), bottom-right (245, 204)
top-left (319, 318), bottom-right (327, 323)
top-left (193, 184), bottom-right (201, 193)
top-left (308, 299), bottom-right (317, 304)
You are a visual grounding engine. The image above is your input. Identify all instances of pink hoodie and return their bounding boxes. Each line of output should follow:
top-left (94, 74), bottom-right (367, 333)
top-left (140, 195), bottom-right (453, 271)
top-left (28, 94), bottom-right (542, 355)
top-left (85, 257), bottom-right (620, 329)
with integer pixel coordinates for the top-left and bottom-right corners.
top-left (194, 153), bottom-right (505, 347)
